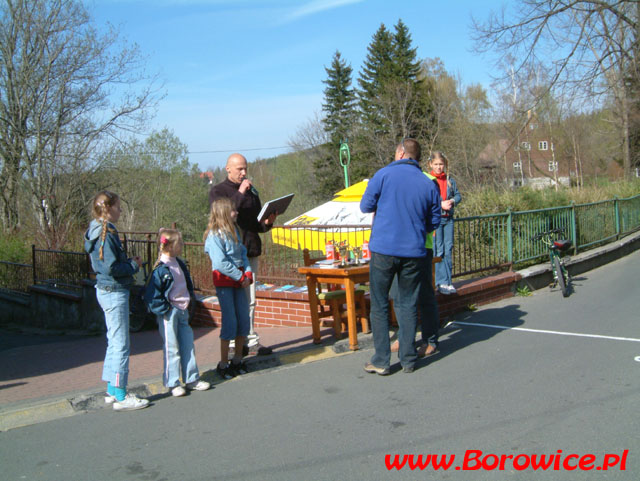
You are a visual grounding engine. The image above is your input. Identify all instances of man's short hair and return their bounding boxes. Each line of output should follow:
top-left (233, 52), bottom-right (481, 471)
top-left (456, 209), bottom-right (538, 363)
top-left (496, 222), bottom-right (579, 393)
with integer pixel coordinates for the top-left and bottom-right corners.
top-left (401, 138), bottom-right (421, 161)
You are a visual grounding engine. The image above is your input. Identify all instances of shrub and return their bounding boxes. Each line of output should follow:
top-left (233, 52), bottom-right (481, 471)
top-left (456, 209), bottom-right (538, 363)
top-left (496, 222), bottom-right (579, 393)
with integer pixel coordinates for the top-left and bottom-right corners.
top-left (0, 234), bottom-right (31, 263)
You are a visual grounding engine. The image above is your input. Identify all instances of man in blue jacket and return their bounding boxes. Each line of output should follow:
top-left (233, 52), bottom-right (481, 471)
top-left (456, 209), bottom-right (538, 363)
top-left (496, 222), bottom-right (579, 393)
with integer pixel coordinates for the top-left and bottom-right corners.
top-left (360, 138), bottom-right (441, 375)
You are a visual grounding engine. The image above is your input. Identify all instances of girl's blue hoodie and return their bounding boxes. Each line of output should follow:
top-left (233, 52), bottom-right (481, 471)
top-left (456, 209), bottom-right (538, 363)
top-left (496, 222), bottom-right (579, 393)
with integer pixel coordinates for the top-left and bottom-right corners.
top-left (84, 219), bottom-right (139, 290)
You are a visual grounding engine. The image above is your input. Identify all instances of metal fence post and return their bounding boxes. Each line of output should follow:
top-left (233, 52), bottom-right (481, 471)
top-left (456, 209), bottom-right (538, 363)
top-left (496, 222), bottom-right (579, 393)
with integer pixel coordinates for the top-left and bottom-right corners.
top-left (146, 234), bottom-right (153, 266)
top-left (614, 196), bottom-right (620, 239)
top-left (32, 244), bottom-right (36, 285)
top-left (570, 201), bottom-right (578, 254)
top-left (507, 208), bottom-right (513, 265)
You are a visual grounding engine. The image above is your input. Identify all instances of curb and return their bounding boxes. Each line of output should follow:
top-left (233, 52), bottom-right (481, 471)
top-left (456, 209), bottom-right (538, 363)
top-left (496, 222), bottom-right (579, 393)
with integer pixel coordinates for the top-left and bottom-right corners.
top-left (0, 399), bottom-right (77, 432)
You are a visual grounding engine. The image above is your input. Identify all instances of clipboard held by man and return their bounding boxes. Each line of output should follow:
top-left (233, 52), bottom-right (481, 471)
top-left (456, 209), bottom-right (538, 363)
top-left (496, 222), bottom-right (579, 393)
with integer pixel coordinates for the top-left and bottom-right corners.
top-left (257, 193), bottom-right (294, 223)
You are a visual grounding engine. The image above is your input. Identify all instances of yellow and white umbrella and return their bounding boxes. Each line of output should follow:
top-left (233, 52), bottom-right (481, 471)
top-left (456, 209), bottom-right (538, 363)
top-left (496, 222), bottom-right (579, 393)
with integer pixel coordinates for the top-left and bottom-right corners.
top-left (271, 180), bottom-right (373, 251)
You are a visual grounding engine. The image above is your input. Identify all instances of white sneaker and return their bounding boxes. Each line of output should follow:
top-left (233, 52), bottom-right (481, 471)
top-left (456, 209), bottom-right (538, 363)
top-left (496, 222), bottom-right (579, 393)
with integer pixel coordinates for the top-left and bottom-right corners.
top-left (186, 380), bottom-right (210, 391)
top-left (171, 386), bottom-right (187, 397)
top-left (105, 394), bottom-right (116, 404)
top-left (247, 333), bottom-right (260, 347)
top-left (438, 285), bottom-right (456, 295)
top-left (112, 393), bottom-right (150, 411)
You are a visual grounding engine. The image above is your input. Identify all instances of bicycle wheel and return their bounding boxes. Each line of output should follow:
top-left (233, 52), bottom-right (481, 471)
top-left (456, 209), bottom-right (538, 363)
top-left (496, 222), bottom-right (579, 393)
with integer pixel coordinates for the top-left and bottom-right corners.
top-left (553, 255), bottom-right (569, 297)
top-left (129, 287), bottom-right (148, 332)
top-left (129, 310), bottom-right (147, 332)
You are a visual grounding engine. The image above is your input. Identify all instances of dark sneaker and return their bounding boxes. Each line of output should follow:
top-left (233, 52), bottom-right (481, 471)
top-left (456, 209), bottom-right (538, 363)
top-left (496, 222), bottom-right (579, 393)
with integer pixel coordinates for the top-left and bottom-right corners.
top-left (363, 362), bottom-right (390, 376)
top-left (402, 365), bottom-right (415, 373)
top-left (231, 360), bottom-right (249, 375)
top-left (217, 362), bottom-right (235, 380)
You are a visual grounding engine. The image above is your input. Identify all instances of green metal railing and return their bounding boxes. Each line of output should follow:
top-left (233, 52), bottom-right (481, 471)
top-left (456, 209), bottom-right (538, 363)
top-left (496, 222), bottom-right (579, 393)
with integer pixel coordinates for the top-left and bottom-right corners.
top-left (1, 194), bottom-right (637, 294)
top-left (451, 194), bottom-right (640, 278)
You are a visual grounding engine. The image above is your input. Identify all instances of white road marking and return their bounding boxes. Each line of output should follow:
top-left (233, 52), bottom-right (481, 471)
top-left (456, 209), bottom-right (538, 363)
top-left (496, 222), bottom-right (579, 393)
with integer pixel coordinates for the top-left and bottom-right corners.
top-left (634, 356), bottom-right (640, 362)
top-left (451, 321), bottom-right (640, 343)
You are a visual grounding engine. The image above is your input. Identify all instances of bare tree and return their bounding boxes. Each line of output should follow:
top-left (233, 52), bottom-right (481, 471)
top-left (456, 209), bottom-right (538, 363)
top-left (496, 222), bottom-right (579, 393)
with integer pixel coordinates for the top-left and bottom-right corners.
top-left (0, 0), bottom-right (161, 246)
top-left (473, 0), bottom-right (639, 177)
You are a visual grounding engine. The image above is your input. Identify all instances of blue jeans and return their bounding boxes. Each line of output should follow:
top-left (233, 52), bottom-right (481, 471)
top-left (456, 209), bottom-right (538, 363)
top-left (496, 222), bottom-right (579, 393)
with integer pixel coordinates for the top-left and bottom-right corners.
top-left (157, 307), bottom-right (200, 388)
top-left (390, 249), bottom-right (439, 347)
top-left (217, 286), bottom-right (250, 340)
top-left (434, 216), bottom-right (454, 286)
top-left (96, 287), bottom-right (130, 388)
top-left (369, 252), bottom-right (427, 370)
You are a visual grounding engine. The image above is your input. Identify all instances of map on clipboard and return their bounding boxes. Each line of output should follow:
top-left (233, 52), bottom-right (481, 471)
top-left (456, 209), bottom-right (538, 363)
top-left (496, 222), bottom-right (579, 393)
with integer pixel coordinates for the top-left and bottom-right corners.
top-left (257, 193), bottom-right (294, 223)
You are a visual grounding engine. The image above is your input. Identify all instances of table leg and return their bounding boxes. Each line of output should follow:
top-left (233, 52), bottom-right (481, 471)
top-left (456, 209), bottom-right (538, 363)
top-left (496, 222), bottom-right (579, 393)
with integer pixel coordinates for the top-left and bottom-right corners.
top-left (306, 276), bottom-right (322, 344)
top-left (344, 278), bottom-right (359, 350)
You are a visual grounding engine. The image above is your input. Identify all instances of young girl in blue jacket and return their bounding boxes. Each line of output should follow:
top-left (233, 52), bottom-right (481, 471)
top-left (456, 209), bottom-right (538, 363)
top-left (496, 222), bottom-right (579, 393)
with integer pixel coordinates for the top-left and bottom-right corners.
top-left (204, 198), bottom-right (253, 380)
top-left (144, 228), bottom-right (210, 397)
top-left (84, 191), bottom-right (149, 411)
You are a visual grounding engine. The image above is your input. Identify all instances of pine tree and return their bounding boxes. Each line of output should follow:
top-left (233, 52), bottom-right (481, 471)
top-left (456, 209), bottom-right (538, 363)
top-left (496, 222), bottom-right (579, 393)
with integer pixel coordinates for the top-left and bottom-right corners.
top-left (391, 19), bottom-right (421, 81)
top-left (313, 51), bottom-right (358, 199)
top-left (322, 51), bottom-right (357, 144)
top-left (357, 24), bottom-right (395, 130)
top-left (355, 20), bottom-right (433, 173)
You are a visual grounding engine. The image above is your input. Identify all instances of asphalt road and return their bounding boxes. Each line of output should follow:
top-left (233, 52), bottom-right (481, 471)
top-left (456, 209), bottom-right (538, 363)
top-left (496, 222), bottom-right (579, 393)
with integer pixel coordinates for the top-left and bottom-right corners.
top-left (1, 251), bottom-right (639, 481)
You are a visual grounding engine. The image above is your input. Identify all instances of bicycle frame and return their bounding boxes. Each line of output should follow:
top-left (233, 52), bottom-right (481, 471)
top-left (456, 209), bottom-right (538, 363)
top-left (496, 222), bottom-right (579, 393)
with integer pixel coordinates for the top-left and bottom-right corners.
top-left (532, 229), bottom-right (572, 297)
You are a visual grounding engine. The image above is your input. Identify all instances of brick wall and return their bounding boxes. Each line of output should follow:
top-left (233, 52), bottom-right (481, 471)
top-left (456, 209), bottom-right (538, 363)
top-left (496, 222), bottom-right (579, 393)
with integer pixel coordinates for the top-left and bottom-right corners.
top-left (192, 290), bottom-right (313, 328)
top-left (436, 272), bottom-right (521, 322)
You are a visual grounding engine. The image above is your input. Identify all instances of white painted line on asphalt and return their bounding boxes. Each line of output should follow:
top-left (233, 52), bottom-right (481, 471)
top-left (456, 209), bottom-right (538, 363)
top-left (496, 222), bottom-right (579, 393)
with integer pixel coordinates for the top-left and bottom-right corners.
top-left (634, 356), bottom-right (640, 362)
top-left (452, 321), bottom-right (640, 343)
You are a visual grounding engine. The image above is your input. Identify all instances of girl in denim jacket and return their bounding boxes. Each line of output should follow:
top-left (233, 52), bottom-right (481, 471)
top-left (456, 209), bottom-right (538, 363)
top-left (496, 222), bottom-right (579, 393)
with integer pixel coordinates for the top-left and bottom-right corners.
top-left (430, 152), bottom-right (462, 294)
top-left (204, 198), bottom-right (253, 380)
top-left (144, 228), bottom-right (210, 397)
top-left (84, 191), bottom-right (149, 411)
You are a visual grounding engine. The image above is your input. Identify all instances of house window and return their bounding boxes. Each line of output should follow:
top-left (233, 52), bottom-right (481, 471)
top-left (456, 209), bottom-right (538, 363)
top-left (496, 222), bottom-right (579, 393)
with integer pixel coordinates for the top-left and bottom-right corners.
top-left (521, 142), bottom-right (531, 151)
top-left (538, 141), bottom-right (548, 150)
top-left (513, 161), bottom-right (522, 172)
top-left (548, 161), bottom-right (558, 172)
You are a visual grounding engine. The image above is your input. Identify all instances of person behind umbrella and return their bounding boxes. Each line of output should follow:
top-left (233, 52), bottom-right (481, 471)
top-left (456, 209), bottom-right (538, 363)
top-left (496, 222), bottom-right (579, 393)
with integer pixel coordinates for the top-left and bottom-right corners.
top-left (360, 138), bottom-right (441, 375)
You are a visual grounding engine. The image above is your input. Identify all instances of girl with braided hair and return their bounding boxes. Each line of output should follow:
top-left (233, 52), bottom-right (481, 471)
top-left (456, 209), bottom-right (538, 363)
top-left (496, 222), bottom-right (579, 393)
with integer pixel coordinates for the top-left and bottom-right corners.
top-left (84, 191), bottom-right (149, 411)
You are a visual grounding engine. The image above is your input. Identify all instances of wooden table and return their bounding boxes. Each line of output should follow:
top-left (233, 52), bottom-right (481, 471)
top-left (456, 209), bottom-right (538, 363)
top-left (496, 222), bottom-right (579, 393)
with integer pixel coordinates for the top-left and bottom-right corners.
top-left (298, 264), bottom-right (370, 351)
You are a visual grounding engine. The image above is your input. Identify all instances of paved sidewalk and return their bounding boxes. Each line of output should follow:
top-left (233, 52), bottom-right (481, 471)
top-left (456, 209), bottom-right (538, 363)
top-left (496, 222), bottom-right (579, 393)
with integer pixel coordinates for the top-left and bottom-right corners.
top-left (0, 324), bottom-right (361, 431)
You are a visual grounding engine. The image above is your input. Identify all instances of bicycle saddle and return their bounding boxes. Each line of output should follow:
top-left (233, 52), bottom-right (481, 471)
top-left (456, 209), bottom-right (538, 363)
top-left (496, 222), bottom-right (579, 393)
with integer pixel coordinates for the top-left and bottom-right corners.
top-left (553, 239), bottom-right (572, 251)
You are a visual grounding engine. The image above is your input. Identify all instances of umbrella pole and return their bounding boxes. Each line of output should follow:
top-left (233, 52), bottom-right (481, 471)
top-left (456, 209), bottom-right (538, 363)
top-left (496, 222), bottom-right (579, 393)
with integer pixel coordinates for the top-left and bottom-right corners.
top-left (340, 140), bottom-right (350, 188)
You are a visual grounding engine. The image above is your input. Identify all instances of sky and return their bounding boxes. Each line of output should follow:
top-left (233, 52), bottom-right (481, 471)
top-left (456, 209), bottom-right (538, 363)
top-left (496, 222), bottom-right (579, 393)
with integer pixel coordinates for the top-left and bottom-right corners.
top-left (88, 0), bottom-right (507, 171)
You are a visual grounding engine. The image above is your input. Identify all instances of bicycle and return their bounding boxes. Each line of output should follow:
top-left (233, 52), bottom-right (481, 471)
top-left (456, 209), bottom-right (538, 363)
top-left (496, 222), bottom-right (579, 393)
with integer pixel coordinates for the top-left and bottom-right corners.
top-left (531, 228), bottom-right (572, 298)
top-left (129, 261), bottom-right (154, 332)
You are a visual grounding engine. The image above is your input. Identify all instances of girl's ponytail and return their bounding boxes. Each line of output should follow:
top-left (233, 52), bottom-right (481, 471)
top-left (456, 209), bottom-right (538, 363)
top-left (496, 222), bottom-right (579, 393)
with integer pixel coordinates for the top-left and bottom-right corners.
top-left (91, 191), bottom-right (120, 261)
top-left (99, 218), bottom-right (109, 261)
